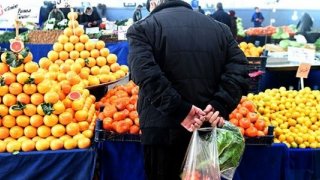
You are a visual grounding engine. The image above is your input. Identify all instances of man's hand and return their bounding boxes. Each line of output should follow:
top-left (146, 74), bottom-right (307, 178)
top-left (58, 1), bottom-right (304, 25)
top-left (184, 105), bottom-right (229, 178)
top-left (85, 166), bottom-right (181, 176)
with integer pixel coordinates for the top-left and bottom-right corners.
top-left (203, 104), bottom-right (225, 128)
top-left (181, 105), bottom-right (206, 132)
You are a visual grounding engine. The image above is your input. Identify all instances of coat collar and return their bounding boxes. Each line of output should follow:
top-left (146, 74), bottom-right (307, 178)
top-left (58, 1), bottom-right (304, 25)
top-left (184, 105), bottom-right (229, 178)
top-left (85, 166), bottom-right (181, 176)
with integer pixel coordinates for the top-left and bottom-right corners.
top-left (150, 0), bottom-right (192, 15)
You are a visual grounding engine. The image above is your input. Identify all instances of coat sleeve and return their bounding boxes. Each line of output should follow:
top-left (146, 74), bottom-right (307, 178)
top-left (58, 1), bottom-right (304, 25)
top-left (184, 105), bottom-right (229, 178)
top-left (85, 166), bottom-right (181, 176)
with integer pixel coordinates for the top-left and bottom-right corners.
top-left (127, 23), bottom-right (192, 122)
top-left (209, 24), bottom-right (249, 119)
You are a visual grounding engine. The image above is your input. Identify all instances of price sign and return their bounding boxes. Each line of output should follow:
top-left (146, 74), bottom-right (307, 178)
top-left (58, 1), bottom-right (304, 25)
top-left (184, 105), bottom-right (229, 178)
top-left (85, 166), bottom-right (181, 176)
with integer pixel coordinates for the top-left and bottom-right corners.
top-left (296, 63), bottom-right (311, 78)
top-left (288, 47), bottom-right (315, 63)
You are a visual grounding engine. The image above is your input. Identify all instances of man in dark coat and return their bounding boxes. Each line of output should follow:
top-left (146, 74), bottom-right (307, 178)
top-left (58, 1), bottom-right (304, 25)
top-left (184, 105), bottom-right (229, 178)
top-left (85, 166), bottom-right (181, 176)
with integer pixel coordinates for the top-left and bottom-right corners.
top-left (127, 0), bottom-right (249, 179)
top-left (251, 7), bottom-right (264, 27)
top-left (211, 2), bottom-right (232, 29)
top-left (133, 5), bottom-right (143, 22)
top-left (79, 6), bottom-right (101, 28)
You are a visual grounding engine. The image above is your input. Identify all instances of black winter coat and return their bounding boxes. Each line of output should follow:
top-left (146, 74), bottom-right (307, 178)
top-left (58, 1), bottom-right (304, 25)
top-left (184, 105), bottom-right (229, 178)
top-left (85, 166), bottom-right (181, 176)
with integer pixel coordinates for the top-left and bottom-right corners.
top-left (211, 9), bottom-right (232, 29)
top-left (127, 1), bottom-right (248, 145)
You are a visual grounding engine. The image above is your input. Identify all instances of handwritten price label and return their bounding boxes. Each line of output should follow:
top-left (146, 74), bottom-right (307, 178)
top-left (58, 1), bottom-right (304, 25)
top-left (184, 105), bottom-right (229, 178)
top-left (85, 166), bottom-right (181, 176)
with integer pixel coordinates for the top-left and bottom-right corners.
top-left (296, 63), bottom-right (311, 78)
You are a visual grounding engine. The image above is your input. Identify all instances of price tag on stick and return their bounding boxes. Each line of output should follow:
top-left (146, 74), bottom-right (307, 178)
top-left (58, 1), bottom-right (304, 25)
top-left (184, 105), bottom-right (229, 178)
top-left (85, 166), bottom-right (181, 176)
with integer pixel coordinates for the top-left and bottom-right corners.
top-left (296, 63), bottom-right (311, 89)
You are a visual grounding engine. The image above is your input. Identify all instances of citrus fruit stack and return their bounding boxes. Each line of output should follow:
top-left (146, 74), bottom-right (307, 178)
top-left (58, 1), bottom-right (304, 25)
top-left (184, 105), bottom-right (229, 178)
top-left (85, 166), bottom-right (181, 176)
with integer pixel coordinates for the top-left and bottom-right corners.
top-left (229, 96), bottom-right (268, 137)
top-left (247, 87), bottom-right (320, 148)
top-left (40, 12), bottom-right (129, 88)
top-left (97, 81), bottom-right (140, 135)
top-left (0, 48), bottom-right (95, 153)
top-left (239, 42), bottom-right (264, 57)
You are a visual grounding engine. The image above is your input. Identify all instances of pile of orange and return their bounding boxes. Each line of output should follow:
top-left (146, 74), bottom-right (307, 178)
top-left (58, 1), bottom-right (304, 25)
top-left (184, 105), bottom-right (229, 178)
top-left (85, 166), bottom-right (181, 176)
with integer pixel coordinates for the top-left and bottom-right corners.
top-left (229, 96), bottom-right (268, 137)
top-left (0, 46), bottom-right (95, 153)
top-left (97, 81), bottom-right (140, 134)
top-left (40, 12), bottom-right (129, 88)
top-left (239, 42), bottom-right (264, 57)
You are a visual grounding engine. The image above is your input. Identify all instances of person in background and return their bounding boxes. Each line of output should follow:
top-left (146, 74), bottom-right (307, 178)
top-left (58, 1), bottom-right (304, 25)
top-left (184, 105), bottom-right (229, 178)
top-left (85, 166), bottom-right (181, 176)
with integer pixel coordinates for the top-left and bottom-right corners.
top-left (79, 6), bottom-right (101, 28)
top-left (197, 6), bottom-right (204, 14)
top-left (127, 0), bottom-right (249, 179)
top-left (229, 10), bottom-right (237, 39)
top-left (133, 5), bottom-right (143, 22)
top-left (47, 5), bottom-right (65, 22)
top-left (211, 2), bottom-right (231, 29)
top-left (251, 7), bottom-right (264, 27)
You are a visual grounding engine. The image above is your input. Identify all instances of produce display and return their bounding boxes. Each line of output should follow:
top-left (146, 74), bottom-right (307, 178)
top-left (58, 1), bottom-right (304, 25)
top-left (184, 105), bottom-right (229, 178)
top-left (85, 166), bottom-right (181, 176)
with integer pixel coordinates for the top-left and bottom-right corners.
top-left (271, 25), bottom-right (297, 40)
top-left (246, 87), bottom-right (320, 148)
top-left (239, 42), bottom-right (264, 57)
top-left (245, 26), bottom-right (277, 36)
top-left (39, 12), bottom-right (128, 88)
top-left (28, 30), bottom-right (63, 44)
top-left (236, 18), bottom-right (245, 37)
top-left (229, 97), bottom-right (268, 137)
top-left (97, 81), bottom-right (140, 135)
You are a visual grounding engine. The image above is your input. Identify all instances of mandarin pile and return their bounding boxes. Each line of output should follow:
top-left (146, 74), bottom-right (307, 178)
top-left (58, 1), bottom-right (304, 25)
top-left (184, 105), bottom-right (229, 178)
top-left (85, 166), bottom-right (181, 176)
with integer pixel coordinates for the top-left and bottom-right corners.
top-left (97, 81), bottom-right (140, 135)
top-left (40, 12), bottom-right (128, 88)
top-left (239, 42), bottom-right (264, 57)
top-left (247, 87), bottom-right (320, 148)
top-left (0, 44), bottom-right (95, 153)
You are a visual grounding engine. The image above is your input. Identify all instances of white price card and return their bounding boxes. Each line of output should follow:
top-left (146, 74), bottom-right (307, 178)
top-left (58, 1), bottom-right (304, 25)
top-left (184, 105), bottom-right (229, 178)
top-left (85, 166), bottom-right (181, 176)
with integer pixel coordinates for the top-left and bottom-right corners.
top-left (288, 47), bottom-right (315, 63)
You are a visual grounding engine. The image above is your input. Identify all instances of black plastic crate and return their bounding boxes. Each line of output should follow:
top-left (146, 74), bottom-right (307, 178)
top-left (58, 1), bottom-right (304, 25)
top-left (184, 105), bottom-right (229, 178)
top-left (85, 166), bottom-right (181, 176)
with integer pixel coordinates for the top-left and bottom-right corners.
top-left (245, 125), bottom-right (274, 146)
top-left (247, 56), bottom-right (267, 94)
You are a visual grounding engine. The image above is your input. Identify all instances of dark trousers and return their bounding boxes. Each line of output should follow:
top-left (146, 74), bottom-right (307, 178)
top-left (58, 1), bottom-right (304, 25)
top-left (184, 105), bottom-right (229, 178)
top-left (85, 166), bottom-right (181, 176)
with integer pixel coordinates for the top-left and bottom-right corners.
top-left (143, 142), bottom-right (190, 180)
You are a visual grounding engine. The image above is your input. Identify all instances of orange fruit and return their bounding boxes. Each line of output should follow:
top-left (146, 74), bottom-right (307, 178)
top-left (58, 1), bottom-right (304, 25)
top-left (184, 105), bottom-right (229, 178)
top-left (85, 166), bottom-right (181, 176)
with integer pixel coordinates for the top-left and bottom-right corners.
top-left (59, 111), bottom-right (73, 125)
top-left (16, 72), bottom-right (30, 84)
top-left (16, 115), bottom-right (30, 127)
top-left (74, 27), bottom-right (84, 36)
top-left (69, 35), bottom-right (79, 44)
top-left (75, 42), bottom-right (85, 51)
top-left (0, 127), bottom-right (9, 139)
top-left (32, 136), bottom-right (42, 142)
top-left (37, 125), bottom-right (51, 138)
top-left (96, 56), bottom-right (107, 67)
top-left (23, 84), bottom-right (37, 95)
top-left (64, 42), bottom-right (74, 52)
top-left (66, 108), bottom-right (75, 117)
top-left (73, 134), bottom-right (85, 141)
top-left (35, 139), bottom-right (50, 151)
top-left (44, 91), bottom-right (60, 104)
top-left (65, 59), bottom-right (75, 65)
top-left (48, 63), bottom-right (60, 72)
top-left (17, 93), bottom-right (30, 104)
top-left (66, 122), bottom-right (80, 136)
top-left (78, 138), bottom-right (91, 149)
top-left (75, 110), bottom-right (88, 122)
top-left (57, 73), bottom-right (67, 81)
top-left (79, 34), bottom-right (89, 43)
top-left (10, 126), bottom-right (24, 139)
top-left (58, 34), bottom-right (69, 44)
top-left (95, 41), bottom-right (105, 50)
top-left (82, 130), bottom-right (93, 138)
top-left (48, 50), bottom-right (59, 61)
top-left (69, 50), bottom-right (80, 60)
top-left (6, 140), bottom-right (21, 153)
top-left (24, 62), bottom-right (39, 73)
top-left (17, 136), bottom-right (30, 143)
top-left (59, 51), bottom-right (69, 61)
top-left (100, 65), bottom-right (110, 74)
top-left (9, 106), bottom-right (23, 117)
top-left (64, 27), bottom-right (73, 36)
top-left (75, 58), bottom-right (85, 67)
top-left (1, 52), bottom-right (7, 63)
top-left (79, 121), bottom-right (89, 132)
top-left (2, 115), bottom-right (15, 128)
top-left (0, 141), bottom-right (6, 152)
top-left (66, 73), bottom-right (81, 86)
top-left (99, 74), bottom-right (111, 83)
top-left (0, 85), bottom-right (9, 96)
top-left (67, 12), bottom-right (78, 20)
top-left (90, 49), bottom-right (100, 58)
top-left (107, 54), bottom-right (117, 64)
top-left (50, 139), bottom-right (64, 150)
top-left (72, 99), bottom-right (84, 111)
top-left (9, 82), bottom-right (22, 95)
top-left (0, 62), bottom-right (9, 75)
top-left (23, 104), bottom-right (37, 116)
top-left (80, 50), bottom-right (90, 59)
top-left (21, 139), bottom-right (35, 152)
top-left (30, 72), bottom-right (44, 84)
top-left (68, 20), bottom-right (79, 28)
top-left (54, 59), bottom-right (64, 65)
top-left (88, 75), bottom-right (100, 86)
top-left (90, 66), bottom-right (100, 75)
top-left (0, 104), bottom-right (9, 117)
top-left (70, 63), bottom-right (82, 74)
top-left (37, 81), bottom-right (51, 94)
top-left (2, 72), bottom-right (16, 85)
top-left (43, 114), bottom-right (59, 127)
top-left (10, 64), bottom-right (24, 74)
top-left (59, 63), bottom-right (71, 73)
top-left (39, 57), bottom-right (52, 69)
top-left (3, 94), bottom-right (16, 107)
top-left (30, 93), bottom-right (44, 105)
top-left (53, 42), bottom-right (64, 52)
top-left (85, 41), bottom-right (95, 51)
top-left (37, 104), bottom-right (45, 116)
top-left (51, 124), bottom-right (66, 138)
top-left (79, 70), bottom-right (90, 79)
top-left (24, 126), bottom-right (37, 138)
top-left (61, 83), bottom-right (72, 95)
top-left (120, 65), bottom-right (129, 74)
top-left (85, 57), bottom-right (96, 67)
top-left (4, 137), bottom-right (15, 143)
top-left (59, 134), bottom-right (72, 142)
top-left (30, 114), bottom-right (44, 127)
top-left (110, 63), bottom-right (121, 72)
top-left (23, 52), bottom-right (33, 63)
top-left (64, 138), bottom-right (77, 150)
top-left (53, 101), bottom-right (66, 115)
top-left (100, 48), bottom-right (110, 57)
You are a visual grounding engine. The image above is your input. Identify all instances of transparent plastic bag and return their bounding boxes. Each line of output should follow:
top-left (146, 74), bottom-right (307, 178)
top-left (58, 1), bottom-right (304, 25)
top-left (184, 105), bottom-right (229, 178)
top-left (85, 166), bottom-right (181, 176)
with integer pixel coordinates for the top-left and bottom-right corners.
top-left (181, 128), bottom-right (221, 180)
top-left (217, 121), bottom-right (245, 180)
